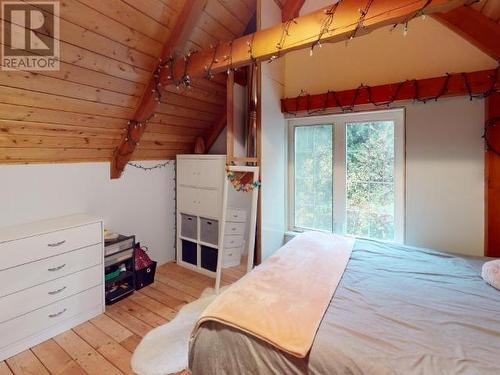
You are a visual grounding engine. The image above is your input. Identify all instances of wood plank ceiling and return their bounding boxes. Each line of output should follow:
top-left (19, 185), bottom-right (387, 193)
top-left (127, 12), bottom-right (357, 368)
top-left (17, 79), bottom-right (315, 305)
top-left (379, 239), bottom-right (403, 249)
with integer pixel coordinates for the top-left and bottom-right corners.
top-left (0, 0), bottom-right (255, 164)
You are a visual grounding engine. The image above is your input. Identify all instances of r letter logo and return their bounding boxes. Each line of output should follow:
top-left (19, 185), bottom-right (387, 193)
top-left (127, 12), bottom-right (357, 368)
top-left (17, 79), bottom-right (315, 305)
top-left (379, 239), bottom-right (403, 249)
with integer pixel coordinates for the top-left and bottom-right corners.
top-left (1, 1), bottom-right (60, 71)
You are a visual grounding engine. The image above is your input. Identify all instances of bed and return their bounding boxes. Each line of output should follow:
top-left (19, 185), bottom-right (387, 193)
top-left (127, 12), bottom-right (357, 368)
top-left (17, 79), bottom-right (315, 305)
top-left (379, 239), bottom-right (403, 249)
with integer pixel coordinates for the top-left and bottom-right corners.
top-left (189, 239), bottom-right (500, 374)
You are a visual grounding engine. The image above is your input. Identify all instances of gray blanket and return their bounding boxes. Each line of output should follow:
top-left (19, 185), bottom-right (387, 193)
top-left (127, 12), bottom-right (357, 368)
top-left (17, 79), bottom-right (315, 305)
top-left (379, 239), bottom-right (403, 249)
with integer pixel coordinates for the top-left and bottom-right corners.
top-left (189, 240), bottom-right (500, 374)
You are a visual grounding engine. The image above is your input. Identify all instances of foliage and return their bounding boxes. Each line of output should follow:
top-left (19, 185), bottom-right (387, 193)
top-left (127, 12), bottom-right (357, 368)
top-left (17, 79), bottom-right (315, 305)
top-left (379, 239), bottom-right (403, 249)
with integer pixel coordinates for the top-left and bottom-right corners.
top-left (294, 121), bottom-right (395, 241)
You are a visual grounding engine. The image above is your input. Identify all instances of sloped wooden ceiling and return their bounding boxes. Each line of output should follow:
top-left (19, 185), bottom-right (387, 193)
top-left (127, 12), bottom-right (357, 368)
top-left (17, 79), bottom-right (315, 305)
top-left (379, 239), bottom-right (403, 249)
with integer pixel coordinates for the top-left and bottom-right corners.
top-left (0, 0), bottom-right (255, 164)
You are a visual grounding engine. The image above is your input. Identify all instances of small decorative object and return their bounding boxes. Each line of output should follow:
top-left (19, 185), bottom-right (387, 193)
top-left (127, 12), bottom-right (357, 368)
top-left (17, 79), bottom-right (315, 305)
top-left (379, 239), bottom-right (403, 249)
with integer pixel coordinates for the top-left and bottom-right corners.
top-left (482, 260), bottom-right (500, 290)
top-left (194, 137), bottom-right (206, 154)
top-left (104, 230), bottom-right (119, 242)
top-left (226, 167), bottom-right (261, 192)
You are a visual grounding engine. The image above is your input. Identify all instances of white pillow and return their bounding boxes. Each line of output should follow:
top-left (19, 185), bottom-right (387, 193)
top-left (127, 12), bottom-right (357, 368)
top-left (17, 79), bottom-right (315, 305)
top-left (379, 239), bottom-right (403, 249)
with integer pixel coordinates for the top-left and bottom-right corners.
top-left (482, 259), bottom-right (500, 290)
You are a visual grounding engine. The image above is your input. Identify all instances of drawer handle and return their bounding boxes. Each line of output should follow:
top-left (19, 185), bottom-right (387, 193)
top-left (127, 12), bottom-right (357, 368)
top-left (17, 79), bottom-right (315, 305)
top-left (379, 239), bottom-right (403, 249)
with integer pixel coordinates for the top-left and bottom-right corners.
top-left (48, 308), bottom-right (67, 318)
top-left (48, 286), bottom-right (67, 295)
top-left (187, 217), bottom-right (192, 221)
top-left (48, 240), bottom-right (66, 247)
top-left (207, 221), bottom-right (212, 225)
top-left (233, 215), bottom-right (238, 218)
top-left (231, 228), bottom-right (236, 231)
top-left (48, 263), bottom-right (66, 272)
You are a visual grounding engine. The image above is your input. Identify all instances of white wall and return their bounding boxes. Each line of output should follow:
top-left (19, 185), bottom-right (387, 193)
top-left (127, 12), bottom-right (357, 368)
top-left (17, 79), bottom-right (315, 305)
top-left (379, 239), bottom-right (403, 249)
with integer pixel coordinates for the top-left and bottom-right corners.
top-left (0, 161), bottom-right (176, 264)
top-left (405, 97), bottom-right (485, 255)
top-left (259, 0), bottom-right (287, 260)
top-left (284, 16), bottom-right (496, 97)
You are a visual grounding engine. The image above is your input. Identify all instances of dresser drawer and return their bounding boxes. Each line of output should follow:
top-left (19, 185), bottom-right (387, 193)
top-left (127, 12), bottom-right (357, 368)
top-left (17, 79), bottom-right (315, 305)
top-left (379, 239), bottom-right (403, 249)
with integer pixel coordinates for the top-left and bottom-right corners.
top-left (0, 244), bottom-right (102, 297)
top-left (226, 209), bottom-right (247, 223)
top-left (225, 222), bottom-right (245, 236)
top-left (223, 246), bottom-right (243, 268)
top-left (0, 222), bottom-right (102, 270)
top-left (0, 265), bottom-right (102, 323)
top-left (223, 234), bottom-right (244, 248)
top-left (0, 286), bottom-right (102, 350)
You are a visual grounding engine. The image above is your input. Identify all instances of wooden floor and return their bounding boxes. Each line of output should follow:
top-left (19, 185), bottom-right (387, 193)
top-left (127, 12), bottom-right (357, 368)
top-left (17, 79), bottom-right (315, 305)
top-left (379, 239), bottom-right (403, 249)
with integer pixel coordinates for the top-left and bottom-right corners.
top-left (0, 261), bottom-right (247, 375)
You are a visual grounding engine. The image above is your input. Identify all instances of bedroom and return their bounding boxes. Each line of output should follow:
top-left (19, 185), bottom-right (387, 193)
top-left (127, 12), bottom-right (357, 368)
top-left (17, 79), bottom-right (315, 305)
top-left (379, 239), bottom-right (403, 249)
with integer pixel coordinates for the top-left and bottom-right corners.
top-left (0, 0), bottom-right (499, 374)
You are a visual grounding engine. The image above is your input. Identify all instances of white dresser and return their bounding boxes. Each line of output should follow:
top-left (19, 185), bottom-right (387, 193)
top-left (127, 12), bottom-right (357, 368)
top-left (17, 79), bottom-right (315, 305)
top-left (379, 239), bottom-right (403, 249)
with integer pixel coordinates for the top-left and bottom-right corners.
top-left (176, 155), bottom-right (227, 277)
top-left (0, 214), bottom-right (104, 361)
top-left (223, 207), bottom-right (247, 268)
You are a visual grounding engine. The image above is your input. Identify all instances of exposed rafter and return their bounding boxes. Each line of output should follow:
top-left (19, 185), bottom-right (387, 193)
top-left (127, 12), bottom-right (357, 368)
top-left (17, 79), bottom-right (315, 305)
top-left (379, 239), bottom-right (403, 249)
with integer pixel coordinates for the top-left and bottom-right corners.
top-left (160, 0), bottom-right (471, 87)
top-left (110, 0), bottom-right (207, 179)
top-left (280, 69), bottom-right (499, 113)
top-left (282, 0), bottom-right (306, 21)
top-left (433, 5), bottom-right (500, 60)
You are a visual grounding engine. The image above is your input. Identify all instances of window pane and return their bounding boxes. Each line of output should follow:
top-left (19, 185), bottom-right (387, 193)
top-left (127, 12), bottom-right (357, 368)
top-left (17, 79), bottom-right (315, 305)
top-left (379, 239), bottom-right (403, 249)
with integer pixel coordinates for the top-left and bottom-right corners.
top-left (294, 125), bottom-right (333, 231)
top-left (346, 121), bottom-right (395, 241)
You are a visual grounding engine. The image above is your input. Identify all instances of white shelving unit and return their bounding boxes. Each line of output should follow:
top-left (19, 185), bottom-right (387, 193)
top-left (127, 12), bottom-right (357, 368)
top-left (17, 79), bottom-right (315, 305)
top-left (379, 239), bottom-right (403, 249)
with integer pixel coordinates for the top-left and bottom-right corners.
top-left (176, 155), bottom-right (228, 281)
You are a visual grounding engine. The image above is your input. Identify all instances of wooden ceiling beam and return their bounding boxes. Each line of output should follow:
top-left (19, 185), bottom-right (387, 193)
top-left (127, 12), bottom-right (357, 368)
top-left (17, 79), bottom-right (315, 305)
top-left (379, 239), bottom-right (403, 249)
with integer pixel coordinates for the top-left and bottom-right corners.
top-left (433, 5), bottom-right (500, 60)
top-left (282, 0), bottom-right (306, 21)
top-left (160, 0), bottom-right (470, 87)
top-left (280, 69), bottom-right (499, 113)
top-left (110, 0), bottom-right (207, 178)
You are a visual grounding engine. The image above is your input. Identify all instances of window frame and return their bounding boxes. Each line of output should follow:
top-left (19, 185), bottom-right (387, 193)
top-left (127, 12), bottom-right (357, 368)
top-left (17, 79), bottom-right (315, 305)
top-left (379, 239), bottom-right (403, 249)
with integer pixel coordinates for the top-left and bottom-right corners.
top-left (287, 108), bottom-right (406, 243)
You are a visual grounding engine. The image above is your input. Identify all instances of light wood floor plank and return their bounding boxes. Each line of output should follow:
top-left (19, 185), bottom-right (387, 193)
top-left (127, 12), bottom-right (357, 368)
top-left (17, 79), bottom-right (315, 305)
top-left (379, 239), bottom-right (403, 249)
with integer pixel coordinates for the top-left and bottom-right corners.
top-left (149, 281), bottom-right (196, 304)
top-left (73, 322), bottom-right (133, 375)
top-left (105, 305), bottom-right (154, 338)
top-left (0, 362), bottom-right (13, 375)
top-left (54, 331), bottom-right (122, 375)
top-left (6, 350), bottom-right (50, 375)
top-left (156, 266), bottom-right (213, 293)
top-left (31, 339), bottom-right (86, 375)
top-left (114, 298), bottom-right (168, 327)
top-left (153, 272), bottom-right (204, 298)
top-left (128, 291), bottom-right (177, 320)
top-left (119, 335), bottom-right (142, 353)
top-left (90, 313), bottom-right (134, 343)
top-left (139, 285), bottom-right (186, 311)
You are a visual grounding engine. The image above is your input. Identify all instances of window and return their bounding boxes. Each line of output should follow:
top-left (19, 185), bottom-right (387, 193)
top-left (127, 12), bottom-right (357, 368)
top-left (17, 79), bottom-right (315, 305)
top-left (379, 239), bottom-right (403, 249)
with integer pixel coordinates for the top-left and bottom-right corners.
top-left (288, 109), bottom-right (405, 243)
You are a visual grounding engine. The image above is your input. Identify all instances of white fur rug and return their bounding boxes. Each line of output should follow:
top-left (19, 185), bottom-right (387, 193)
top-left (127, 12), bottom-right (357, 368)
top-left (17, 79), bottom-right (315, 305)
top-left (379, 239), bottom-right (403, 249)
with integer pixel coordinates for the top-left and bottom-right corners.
top-left (131, 288), bottom-right (218, 375)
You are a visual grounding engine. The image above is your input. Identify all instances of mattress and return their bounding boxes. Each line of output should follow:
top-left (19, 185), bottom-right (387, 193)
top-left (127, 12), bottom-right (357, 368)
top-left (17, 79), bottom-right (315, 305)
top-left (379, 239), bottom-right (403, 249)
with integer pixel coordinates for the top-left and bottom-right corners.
top-left (189, 239), bottom-right (500, 374)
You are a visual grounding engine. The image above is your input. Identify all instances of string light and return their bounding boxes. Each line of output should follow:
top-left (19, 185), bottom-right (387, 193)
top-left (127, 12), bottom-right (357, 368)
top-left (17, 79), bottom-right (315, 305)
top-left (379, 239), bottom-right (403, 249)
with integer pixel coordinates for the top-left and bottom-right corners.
top-left (391, 0), bottom-right (431, 37)
top-left (270, 18), bottom-right (296, 63)
top-left (127, 160), bottom-right (175, 171)
top-left (247, 33), bottom-right (257, 65)
top-left (347, 0), bottom-right (374, 44)
top-left (484, 117), bottom-right (500, 157)
top-left (205, 43), bottom-right (219, 80)
top-left (284, 67), bottom-right (499, 116)
top-left (225, 41), bottom-right (234, 74)
top-left (167, 51), bottom-right (195, 90)
top-left (310, 2), bottom-right (341, 56)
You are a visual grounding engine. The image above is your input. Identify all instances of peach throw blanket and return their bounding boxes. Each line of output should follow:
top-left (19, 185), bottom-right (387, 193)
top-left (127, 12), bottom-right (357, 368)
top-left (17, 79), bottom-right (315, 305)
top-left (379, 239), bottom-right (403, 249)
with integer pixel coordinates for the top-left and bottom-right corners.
top-left (193, 232), bottom-right (355, 358)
